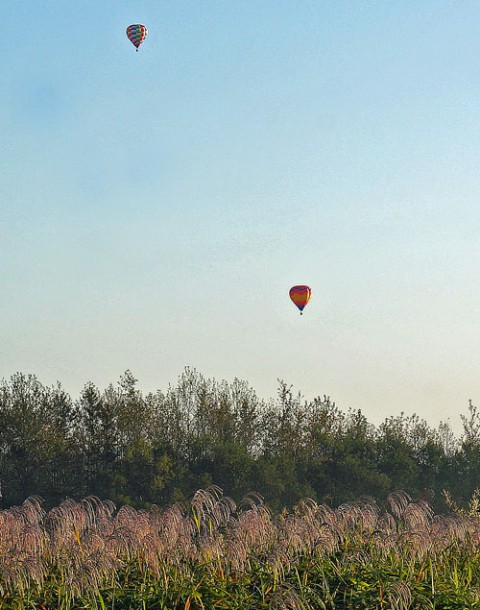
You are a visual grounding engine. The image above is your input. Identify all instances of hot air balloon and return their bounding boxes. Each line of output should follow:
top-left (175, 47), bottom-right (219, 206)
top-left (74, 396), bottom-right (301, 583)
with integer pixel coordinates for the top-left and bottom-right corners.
top-left (126, 24), bottom-right (148, 51)
top-left (289, 285), bottom-right (312, 315)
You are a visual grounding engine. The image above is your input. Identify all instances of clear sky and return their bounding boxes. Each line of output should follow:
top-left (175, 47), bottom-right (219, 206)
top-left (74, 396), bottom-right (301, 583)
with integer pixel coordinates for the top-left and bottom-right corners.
top-left (2, 1), bottom-right (480, 432)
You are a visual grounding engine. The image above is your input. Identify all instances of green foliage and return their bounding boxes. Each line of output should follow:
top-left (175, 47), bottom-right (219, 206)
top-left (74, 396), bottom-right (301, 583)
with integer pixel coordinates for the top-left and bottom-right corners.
top-left (0, 368), bottom-right (478, 515)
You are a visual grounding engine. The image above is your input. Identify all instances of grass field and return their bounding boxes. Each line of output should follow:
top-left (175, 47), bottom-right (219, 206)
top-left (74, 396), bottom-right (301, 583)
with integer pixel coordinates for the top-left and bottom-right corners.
top-left (1, 487), bottom-right (479, 609)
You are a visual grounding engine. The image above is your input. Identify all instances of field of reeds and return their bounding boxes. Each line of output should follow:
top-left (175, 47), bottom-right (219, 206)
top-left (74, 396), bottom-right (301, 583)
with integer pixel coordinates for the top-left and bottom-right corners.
top-left (1, 487), bottom-right (480, 609)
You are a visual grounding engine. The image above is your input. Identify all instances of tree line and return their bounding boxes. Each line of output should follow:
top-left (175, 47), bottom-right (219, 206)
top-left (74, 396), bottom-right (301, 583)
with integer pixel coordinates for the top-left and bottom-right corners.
top-left (0, 368), bottom-right (478, 511)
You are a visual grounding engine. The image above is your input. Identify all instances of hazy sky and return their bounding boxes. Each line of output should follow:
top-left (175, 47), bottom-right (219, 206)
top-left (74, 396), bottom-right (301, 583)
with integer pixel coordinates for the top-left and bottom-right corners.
top-left (2, 1), bottom-right (480, 432)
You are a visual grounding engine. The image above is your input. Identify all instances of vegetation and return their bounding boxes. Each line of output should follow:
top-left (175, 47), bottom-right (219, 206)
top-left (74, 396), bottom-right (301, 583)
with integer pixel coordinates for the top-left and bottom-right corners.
top-left (1, 487), bottom-right (480, 608)
top-left (1, 369), bottom-right (480, 607)
top-left (0, 368), bottom-right (478, 512)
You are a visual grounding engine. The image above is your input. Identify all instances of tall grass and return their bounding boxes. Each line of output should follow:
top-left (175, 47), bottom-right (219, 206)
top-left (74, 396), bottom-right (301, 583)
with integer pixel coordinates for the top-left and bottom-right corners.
top-left (1, 487), bottom-right (480, 608)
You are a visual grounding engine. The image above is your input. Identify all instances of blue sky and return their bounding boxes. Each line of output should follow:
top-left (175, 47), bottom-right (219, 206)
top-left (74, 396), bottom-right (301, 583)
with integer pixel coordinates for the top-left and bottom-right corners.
top-left (2, 1), bottom-right (480, 432)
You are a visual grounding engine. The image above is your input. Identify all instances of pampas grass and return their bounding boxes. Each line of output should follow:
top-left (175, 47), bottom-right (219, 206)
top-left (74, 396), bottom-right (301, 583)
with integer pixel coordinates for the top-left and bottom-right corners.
top-left (0, 487), bottom-right (479, 608)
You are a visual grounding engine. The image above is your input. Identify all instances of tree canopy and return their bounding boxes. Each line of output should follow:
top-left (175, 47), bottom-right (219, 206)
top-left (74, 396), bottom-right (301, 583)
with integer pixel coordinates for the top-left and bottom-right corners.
top-left (0, 369), bottom-right (477, 512)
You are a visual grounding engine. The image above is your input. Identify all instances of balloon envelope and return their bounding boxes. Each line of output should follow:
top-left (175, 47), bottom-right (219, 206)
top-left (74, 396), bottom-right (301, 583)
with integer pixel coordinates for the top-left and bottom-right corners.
top-left (126, 24), bottom-right (148, 50)
top-left (289, 285), bottom-right (312, 314)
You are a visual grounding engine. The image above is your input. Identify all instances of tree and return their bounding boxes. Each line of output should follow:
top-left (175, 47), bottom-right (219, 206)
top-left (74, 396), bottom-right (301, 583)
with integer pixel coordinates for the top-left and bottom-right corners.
top-left (0, 374), bottom-right (77, 507)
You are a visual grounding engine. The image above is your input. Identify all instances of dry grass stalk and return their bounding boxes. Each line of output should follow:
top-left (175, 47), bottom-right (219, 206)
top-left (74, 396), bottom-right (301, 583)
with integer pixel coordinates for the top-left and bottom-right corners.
top-left (0, 487), bottom-right (479, 604)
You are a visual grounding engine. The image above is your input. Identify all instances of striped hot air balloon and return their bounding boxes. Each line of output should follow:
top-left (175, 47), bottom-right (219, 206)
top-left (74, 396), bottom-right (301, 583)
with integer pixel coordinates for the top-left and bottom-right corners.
top-left (289, 285), bottom-right (312, 315)
top-left (126, 24), bottom-right (148, 51)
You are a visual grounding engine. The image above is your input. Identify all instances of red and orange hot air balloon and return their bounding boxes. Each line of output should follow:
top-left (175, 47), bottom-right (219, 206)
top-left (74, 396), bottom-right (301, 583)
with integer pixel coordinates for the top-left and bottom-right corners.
top-left (289, 285), bottom-right (312, 315)
top-left (126, 24), bottom-right (148, 51)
